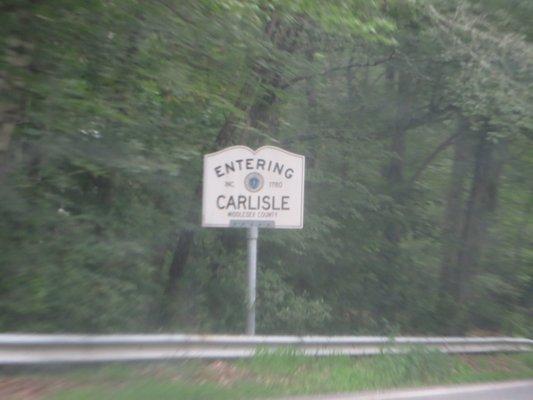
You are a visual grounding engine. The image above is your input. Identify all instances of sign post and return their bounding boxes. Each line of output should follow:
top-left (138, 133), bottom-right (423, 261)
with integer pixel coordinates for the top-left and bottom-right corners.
top-left (202, 146), bottom-right (305, 335)
top-left (246, 226), bottom-right (258, 335)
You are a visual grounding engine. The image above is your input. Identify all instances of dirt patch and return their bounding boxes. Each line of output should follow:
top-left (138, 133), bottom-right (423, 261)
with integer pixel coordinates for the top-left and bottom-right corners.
top-left (459, 355), bottom-right (516, 373)
top-left (0, 377), bottom-right (72, 400)
top-left (197, 361), bottom-right (251, 386)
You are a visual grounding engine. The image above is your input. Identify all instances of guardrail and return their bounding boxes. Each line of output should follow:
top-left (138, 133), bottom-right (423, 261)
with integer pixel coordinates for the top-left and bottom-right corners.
top-left (0, 334), bottom-right (531, 364)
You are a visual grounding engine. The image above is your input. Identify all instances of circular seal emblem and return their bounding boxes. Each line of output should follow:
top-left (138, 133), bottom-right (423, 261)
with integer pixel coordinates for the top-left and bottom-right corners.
top-left (244, 172), bottom-right (264, 192)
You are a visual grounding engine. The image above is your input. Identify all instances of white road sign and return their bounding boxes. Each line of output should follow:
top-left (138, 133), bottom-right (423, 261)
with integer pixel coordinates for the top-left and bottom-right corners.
top-left (202, 146), bottom-right (305, 229)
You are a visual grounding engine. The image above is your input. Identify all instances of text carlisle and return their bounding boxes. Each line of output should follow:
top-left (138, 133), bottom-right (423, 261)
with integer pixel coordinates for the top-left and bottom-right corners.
top-left (216, 195), bottom-right (290, 211)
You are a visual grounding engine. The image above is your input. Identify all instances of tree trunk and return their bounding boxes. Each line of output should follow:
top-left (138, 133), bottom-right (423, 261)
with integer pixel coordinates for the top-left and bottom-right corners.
top-left (376, 66), bottom-right (412, 326)
top-left (0, 33), bottom-right (33, 182)
top-left (159, 114), bottom-right (238, 324)
top-left (165, 230), bottom-right (195, 295)
top-left (436, 117), bottom-right (471, 333)
top-left (164, 113), bottom-right (237, 297)
top-left (441, 131), bottom-right (505, 334)
top-left (453, 129), bottom-right (505, 332)
top-left (383, 67), bottom-right (411, 244)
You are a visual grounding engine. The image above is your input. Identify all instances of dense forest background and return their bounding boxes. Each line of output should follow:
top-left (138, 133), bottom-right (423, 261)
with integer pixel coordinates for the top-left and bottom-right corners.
top-left (1, 0), bottom-right (532, 336)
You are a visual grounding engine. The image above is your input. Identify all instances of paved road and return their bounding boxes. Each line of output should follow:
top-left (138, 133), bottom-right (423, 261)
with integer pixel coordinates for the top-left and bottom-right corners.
top-left (277, 380), bottom-right (533, 400)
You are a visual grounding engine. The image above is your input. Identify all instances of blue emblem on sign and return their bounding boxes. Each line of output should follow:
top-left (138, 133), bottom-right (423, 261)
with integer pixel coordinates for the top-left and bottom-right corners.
top-left (244, 172), bottom-right (264, 192)
top-left (249, 177), bottom-right (260, 189)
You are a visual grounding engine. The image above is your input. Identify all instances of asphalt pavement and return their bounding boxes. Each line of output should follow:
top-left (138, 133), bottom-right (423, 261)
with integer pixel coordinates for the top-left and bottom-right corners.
top-left (276, 380), bottom-right (533, 400)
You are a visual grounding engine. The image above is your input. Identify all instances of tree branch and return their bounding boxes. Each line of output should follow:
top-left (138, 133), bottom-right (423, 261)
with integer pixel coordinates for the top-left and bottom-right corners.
top-left (409, 130), bottom-right (464, 185)
top-left (281, 51), bottom-right (396, 89)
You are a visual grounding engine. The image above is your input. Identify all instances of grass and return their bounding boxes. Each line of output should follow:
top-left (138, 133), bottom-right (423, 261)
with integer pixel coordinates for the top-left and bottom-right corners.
top-left (1, 351), bottom-right (532, 399)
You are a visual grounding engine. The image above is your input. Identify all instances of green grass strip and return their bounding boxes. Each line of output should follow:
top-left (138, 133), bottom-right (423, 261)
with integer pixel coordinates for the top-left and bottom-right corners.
top-left (1, 350), bottom-right (531, 400)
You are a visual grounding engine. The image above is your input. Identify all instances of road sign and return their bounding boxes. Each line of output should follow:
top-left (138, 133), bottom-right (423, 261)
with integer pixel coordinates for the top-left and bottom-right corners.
top-left (202, 145), bottom-right (305, 335)
top-left (202, 145), bottom-right (305, 229)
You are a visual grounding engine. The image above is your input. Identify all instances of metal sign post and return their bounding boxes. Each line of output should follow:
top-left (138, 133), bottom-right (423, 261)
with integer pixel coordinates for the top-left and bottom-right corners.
top-left (202, 146), bottom-right (305, 335)
top-left (246, 226), bottom-right (258, 335)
